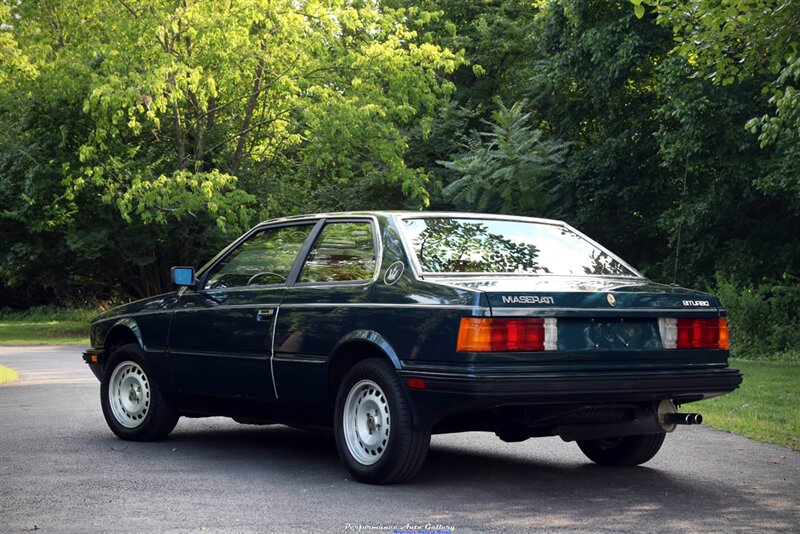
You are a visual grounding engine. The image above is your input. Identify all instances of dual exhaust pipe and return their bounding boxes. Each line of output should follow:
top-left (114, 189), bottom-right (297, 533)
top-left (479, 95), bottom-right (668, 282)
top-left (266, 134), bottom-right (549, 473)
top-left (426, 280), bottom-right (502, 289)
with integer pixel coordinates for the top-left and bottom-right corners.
top-left (663, 412), bottom-right (703, 425)
top-left (657, 400), bottom-right (703, 432)
top-left (557, 400), bottom-right (704, 442)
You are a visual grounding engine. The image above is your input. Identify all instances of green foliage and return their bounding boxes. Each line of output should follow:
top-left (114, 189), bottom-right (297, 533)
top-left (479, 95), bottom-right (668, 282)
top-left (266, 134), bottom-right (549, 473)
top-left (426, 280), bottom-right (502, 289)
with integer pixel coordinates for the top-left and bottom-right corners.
top-left (633, 0), bottom-right (800, 220)
top-left (0, 4), bottom-right (36, 84)
top-left (439, 101), bottom-right (569, 215)
top-left (650, 55), bottom-right (800, 285)
top-left (518, 0), bottom-right (678, 271)
top-left (109, 170), bottom-right (257, 233)
top-left (49, 0), bottom-right (460, 215)
top-left (634, 0), bottom-right (800, 150)
top-left (716, 277), bottom-right (800, 362)
top-left (0, 0), bottom-right (462, 302)
top-left (393, 0), bottom-right (549, 198)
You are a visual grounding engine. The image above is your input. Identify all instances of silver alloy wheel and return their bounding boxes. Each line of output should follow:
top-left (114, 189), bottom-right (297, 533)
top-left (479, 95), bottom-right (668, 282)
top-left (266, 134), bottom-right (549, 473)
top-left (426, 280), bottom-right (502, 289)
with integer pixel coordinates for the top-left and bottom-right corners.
top-left (108, 361), bottom-right (151, 429)
top-left (343, 379), bottom-right (391, 466)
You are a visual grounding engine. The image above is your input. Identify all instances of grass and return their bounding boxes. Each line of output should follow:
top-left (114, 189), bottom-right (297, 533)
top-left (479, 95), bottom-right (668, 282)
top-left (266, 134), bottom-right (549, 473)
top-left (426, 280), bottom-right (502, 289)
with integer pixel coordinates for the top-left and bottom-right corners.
top-left (0, 307), bottom-right (95, 345)
top-left (695, 359), bottom-right (800, 451)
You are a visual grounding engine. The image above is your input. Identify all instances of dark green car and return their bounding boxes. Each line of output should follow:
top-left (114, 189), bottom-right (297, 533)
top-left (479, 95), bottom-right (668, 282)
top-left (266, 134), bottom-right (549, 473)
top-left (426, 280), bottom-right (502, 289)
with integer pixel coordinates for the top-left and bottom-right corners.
top-left (83, 212), bottom-right (742, 484)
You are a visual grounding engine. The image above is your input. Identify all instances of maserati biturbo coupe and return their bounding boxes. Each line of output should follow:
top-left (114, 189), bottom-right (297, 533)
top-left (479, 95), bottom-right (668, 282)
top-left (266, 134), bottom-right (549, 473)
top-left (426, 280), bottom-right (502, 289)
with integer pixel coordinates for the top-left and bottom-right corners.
top-left (83, 212), bottom-right (742, 483)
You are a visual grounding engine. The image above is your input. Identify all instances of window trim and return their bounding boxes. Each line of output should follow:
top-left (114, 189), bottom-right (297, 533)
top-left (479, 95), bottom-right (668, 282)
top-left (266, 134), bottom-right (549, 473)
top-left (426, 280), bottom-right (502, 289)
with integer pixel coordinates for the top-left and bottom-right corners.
top-left (291, 217), bottom-right (383, 288)
top-left (193, 220), bottom-right (324, 292)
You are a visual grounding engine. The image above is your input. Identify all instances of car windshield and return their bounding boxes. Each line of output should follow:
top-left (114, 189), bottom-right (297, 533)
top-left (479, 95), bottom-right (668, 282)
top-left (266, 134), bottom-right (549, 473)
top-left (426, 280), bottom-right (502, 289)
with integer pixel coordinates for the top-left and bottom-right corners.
top-left (401, 217), bottom-right (637, 276)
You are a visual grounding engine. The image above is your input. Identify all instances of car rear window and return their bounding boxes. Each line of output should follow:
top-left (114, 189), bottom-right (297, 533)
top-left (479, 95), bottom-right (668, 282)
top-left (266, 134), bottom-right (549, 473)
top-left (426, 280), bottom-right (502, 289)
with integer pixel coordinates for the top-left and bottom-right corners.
top-left (401, 217), bottom-right (636, 276)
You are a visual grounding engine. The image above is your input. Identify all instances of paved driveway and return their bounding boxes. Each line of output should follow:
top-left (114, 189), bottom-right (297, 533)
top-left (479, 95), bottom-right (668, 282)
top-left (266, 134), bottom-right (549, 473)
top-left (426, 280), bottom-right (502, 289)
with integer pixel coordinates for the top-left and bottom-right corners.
top-left (1, 346), bottom-right (798, 533)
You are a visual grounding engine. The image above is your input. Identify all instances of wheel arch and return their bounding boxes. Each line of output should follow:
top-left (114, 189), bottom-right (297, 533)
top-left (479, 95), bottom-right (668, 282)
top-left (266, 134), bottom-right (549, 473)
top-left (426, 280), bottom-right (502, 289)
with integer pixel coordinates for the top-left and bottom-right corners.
top-left (327, 330), bottom-right (402, 404)
top-left (102, 319), bottom-right (144, 361)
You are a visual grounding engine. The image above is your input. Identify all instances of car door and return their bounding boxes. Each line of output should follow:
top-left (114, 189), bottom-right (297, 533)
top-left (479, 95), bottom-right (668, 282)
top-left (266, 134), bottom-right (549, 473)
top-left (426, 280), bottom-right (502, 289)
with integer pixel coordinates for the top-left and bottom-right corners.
top-left (273, 218), bottom-right (380, 405)
top-left (168, 222), bottom-right (318, 400)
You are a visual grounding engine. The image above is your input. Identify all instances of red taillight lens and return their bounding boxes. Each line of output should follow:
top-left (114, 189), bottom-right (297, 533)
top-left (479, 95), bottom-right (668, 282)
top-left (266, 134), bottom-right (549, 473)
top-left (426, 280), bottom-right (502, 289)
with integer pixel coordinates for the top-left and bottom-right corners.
top-left (676, 318), bottom-right (729, 350)
top-left (457, 318), bottom-right (554, 352)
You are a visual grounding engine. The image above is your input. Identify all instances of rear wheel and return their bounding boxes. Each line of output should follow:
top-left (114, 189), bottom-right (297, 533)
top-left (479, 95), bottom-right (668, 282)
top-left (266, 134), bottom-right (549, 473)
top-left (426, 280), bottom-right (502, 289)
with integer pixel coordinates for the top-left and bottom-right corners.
top-left (334, 358), bottom-right (430, 484)
top-left (577, 432), bottom-right (666, 466)
top-left (100, 343), bottom-right (179, 441)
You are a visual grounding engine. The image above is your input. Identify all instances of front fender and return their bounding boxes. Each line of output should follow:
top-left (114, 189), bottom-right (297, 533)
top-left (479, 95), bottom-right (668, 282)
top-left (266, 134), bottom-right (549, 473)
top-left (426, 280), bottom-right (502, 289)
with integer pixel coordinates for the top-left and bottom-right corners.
top-left (102, 318), bottom-right (145, 351)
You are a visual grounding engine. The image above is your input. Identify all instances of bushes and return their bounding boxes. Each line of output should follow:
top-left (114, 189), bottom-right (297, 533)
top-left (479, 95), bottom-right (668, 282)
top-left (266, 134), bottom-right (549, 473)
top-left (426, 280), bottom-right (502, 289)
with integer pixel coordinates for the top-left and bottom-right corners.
top-left (715, 277), bottom-right (800, 363)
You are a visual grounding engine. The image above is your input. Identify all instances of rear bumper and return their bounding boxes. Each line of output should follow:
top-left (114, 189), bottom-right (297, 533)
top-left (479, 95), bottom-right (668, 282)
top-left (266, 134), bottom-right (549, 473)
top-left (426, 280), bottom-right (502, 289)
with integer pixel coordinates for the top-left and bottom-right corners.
top-left (399, 366), bottom-right (743, 427)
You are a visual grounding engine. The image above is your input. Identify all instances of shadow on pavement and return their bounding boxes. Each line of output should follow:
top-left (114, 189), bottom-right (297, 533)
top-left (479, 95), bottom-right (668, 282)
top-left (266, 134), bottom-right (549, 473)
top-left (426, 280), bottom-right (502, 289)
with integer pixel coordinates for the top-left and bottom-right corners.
top-left (93, 422), bottom-right (796, 532)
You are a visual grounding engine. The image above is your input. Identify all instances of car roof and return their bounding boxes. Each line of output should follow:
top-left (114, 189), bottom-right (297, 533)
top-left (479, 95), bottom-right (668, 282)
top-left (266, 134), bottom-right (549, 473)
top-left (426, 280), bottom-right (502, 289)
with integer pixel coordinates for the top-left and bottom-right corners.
top-left (257, 211), bottom-right (568, 227)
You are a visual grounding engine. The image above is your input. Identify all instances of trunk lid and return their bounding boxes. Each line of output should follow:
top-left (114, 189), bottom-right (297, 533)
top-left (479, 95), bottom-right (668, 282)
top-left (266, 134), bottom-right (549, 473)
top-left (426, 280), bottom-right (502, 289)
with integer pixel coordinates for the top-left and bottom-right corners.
top-left (431, 276), bottom-right (724, 357)
top-left (432, 276), bottom-right (720, 314)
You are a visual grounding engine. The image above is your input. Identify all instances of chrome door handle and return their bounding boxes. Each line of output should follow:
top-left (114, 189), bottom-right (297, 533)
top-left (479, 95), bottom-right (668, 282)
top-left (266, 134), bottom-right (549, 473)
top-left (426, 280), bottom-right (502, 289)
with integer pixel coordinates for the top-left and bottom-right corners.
top-left (256, 309), bottom-right (275, 320)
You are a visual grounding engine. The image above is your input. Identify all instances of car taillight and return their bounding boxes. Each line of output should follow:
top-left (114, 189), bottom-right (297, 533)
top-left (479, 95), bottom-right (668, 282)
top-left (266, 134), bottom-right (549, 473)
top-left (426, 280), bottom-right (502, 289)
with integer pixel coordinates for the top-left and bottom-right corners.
top-left (658, 318), bottom-right (729, 350)
top-left (457, 317), bottom-right (557, 352)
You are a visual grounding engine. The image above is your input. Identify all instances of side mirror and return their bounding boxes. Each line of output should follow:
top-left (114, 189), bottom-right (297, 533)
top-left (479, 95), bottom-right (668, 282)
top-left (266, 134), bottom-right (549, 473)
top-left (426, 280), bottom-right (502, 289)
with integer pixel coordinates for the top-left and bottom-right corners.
top-left (170, 266), bottom-right (196, 288)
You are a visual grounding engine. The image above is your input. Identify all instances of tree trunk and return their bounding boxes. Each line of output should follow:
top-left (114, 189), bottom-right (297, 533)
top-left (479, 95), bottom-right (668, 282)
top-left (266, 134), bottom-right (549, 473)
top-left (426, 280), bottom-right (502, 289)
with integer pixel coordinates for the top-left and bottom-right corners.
top-left (231, 45), bottom-right (267, 173)
top-left (174, 103), bottom-right (185, 168)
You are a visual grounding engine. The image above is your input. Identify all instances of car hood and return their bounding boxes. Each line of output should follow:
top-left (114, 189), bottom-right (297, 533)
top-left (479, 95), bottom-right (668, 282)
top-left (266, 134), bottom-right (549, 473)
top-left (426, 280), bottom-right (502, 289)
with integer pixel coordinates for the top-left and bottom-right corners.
top-left (426, 276), bottom-right (720, 311)
top-left (92, 292), bottom-right (179, 323)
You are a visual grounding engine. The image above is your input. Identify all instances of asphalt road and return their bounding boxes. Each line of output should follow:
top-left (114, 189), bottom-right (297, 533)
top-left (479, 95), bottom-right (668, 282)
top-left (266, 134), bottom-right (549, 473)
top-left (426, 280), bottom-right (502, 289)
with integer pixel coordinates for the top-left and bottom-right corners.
top-left (1, 346), bottom-right (798, 534)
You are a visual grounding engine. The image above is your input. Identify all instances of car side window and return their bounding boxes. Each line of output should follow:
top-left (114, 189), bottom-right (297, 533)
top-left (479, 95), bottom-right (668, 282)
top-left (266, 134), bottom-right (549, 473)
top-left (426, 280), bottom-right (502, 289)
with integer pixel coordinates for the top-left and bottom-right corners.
top-left (204, 225), bottom-right (314, 289)
top-left (298, 221), bottom-right (376, 283)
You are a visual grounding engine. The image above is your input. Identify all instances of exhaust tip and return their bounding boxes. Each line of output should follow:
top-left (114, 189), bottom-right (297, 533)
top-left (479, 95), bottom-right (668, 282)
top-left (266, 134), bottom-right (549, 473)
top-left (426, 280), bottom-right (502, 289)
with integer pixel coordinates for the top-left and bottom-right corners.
top-left (664, 412), bottom-right (704, 425)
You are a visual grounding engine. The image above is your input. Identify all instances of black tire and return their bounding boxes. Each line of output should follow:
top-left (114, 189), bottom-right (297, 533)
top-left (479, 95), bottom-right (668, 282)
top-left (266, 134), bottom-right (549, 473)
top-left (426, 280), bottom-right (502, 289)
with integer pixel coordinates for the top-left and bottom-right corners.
top-left (577, 432), bottom-right (666, 466)
top-left (334, 358), bottom-right (430, 484)
top-left (100, 343), bottom-right (179, 441)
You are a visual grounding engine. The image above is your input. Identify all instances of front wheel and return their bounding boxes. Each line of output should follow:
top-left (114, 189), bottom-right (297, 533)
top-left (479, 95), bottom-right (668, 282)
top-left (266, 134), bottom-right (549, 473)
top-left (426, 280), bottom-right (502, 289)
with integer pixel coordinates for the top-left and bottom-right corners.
top-left (577, 432), bottom-right (666, 466)
top-left (334, 358), bottom-right (430, 484)
top-left (100, 343), bottom-right (179, 441)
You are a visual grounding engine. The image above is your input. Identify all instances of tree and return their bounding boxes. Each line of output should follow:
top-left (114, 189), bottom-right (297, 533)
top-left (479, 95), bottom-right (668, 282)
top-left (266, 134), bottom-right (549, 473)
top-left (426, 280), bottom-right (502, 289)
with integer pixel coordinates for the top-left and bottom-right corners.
top-left (520, 0), bottom-right (679, 274)
top-left (439, 100), bottom-right (568, 215)
top-left (432, 0), bottom-right (799, 286)
top-left (0, 4), bottom-right (36, 85)
top-left (0, 0), bottom-right (462, 302)
top-left (630, 0), bottom-right (800, 252)
top-left (652, 56), bottom-right (800, 285)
